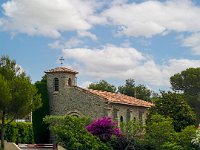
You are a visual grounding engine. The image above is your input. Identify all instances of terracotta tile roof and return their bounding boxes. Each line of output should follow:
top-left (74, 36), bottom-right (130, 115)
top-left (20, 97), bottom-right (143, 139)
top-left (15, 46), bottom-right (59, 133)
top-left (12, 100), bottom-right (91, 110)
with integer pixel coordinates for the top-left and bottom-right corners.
top-left (88, 89), bottom-right (154, 108)
top-left (45, 67), bottom-right (78, 74)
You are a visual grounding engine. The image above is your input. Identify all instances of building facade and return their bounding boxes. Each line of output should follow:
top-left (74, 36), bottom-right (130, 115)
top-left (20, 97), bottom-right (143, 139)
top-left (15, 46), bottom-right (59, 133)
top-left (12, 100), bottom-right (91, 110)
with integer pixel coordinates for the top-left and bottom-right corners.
top-left (45, 67), bottom-right (153, 125)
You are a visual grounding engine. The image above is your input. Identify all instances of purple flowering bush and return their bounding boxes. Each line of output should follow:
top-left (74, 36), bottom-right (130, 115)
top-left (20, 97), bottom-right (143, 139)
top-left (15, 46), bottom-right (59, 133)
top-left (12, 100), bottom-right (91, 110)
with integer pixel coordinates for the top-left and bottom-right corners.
top-left (86, 117), bottom-right (122, 142)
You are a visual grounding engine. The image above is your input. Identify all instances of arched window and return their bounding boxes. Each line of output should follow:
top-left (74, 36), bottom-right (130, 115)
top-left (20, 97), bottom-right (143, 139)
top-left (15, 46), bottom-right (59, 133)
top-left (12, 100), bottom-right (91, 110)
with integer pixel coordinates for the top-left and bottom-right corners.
top-left (54, 78), bottom-right (59, 91)
top-left (68, 78), bottom-right (72, 86)
top-left (113, 108), bottom-right (118, 120)
top-left (139, 111), bottom-right (143, 125)
top-left (126, 109), bottom-right (131, 122)
top-left (120, 116), bottom-right (123, 122)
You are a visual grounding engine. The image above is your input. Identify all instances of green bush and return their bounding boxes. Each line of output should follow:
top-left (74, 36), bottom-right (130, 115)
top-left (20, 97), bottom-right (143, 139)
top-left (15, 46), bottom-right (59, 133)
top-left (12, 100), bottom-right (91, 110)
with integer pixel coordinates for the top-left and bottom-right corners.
top-left (44, 115), bottom-right (111, 150)
top-left (175, 125), bottom-right (196, 150)
top-left (5, 122), bottom-right (34, 144)
top-left (160, 142), bottom-right (183, 150)
top-left (145, 114), bottom-right (176, 149)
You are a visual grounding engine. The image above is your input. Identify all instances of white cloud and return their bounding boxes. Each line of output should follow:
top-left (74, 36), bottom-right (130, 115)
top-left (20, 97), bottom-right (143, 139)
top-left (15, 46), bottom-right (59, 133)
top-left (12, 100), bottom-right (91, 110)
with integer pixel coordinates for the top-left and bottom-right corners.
top-left (62, 45), bottom-right (200, 88)
top-left (182, 33), bottom-right (200, 55)
top-left (0, 0), bottom-right (100, 38)
top-left (62, 45), bottom-right (144, 73)
top-left (48, 37), bottom-right (83, 49)
top-left (102, 0), bottom-right (200, 37)
top-left (2, 0), bottom-right (200, 41)
top-left (79, 81), bottom-right (92, 88)
top-left (78, 31), bottom-right (97, 41)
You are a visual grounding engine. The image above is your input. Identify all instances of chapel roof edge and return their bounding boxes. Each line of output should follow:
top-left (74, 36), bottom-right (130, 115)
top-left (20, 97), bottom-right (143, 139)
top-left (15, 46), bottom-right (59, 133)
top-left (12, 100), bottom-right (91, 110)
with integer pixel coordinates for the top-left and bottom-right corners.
top-left (45, 66), bottom-right (78, 74)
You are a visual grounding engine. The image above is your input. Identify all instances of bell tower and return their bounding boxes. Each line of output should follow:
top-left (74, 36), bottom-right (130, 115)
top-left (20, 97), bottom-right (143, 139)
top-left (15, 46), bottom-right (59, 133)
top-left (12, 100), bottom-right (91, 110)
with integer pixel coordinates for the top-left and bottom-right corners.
top-left (45, 67), bottom-right (78, 115)
top-left (45, 67), bottom-right (78, 92)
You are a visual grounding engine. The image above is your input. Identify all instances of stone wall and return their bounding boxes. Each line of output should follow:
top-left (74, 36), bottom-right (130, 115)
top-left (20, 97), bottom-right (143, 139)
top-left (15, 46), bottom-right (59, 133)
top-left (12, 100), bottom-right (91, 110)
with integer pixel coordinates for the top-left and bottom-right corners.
top-left (49, 85), bottom-right (108, 119)
top-left (108, 103), bottom-right (148, 125)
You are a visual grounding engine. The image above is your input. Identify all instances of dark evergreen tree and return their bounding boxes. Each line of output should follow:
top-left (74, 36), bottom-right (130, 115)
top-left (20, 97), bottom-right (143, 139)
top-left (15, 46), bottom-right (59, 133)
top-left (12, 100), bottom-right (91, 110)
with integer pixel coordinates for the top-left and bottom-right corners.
top-left (32, 75), bottom-right (50, 143)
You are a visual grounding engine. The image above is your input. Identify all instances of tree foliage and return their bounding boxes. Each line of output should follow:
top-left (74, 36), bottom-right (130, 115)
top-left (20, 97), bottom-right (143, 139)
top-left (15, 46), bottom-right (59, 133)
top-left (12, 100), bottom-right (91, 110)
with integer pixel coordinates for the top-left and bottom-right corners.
top-left (44, 115), bottom-right (110, 150)
top-left (175, 125), bottom-right (196, 149)
top-left (32, 75), bottom-right (49, 143)
top-left (118, 79), bottom-right (152, 101)
top-left (5, 122), bottom-right (34, 144)
top-left (0, 56), bottom-right (42, 149)
top-left (88, 80), bottom-right (116, 93)
top-left (118, 120), bottom-right (145, 150)
top-left (170, 67), bottom-right (200, 122)
top-left (191, 127), bottom-right (200, 148)
top-left (170, 68), bottom-right (200, 95)
top-left (149, 91), bottom-right (196, 131)
top-left (145, 114), bottom-right (176, 150)
top-left (145, 114), bottom-right (197, 150)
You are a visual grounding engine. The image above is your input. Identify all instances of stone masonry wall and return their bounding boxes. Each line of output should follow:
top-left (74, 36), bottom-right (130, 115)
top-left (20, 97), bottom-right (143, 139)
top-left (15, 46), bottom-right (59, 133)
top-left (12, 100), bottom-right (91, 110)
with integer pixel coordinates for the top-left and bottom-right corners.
top-left (51, 87), bottom-right (108, 119)
top-left (47, 73), bottom-right (108, 119)
top-left (108, 103), bottom-right (148, 125)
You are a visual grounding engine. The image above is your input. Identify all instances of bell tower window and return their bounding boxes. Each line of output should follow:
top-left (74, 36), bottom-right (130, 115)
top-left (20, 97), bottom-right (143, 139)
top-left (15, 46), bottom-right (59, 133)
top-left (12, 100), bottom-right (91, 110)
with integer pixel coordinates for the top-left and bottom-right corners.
top-left (68, 78), bottom-right (72, 86)
top-left (54, 78), bottom-right (59, 91)
top-left (120, 116), bottom-right (123, 122)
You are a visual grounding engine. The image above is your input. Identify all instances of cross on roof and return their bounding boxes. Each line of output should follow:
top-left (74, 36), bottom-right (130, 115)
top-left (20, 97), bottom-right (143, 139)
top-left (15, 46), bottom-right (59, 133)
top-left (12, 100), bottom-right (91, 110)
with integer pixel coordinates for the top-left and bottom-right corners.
top-left (59, 57), bottom-right (64, 65)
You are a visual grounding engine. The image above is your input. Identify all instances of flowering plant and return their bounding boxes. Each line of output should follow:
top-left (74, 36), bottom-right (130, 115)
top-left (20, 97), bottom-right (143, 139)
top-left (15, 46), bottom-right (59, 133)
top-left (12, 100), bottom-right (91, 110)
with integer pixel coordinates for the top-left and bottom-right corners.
top-left (191, 127), bottom-right (200, 148)
top-left (86, 117), bottom-right (122, 142)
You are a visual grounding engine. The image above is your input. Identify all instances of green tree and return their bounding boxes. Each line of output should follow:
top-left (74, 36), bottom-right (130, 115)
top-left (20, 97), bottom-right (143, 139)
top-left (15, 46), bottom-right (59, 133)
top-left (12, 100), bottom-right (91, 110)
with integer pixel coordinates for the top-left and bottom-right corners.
top-left (170, 67), bottom-right (200, 122)
top-left (88, 80), bottom-right (116, 93)
top-left (118, 79), bottom-right (136, 96)
top-left (145, 114), bottom-right (176, 150)
top-left (170, 68), bottom-right (200, 95)
top-left (176, 125), bottom-right (196, 149)
top-left (118, 79), bottom-right (152, 101)
top-left (145, 114), bottom-right (197, 150)
top-left (149, 91), bottom-right (196, 131)
top-left (0, 56), bottom-right (42, 149)
top-left (32, 75), bottom-right (49, 143)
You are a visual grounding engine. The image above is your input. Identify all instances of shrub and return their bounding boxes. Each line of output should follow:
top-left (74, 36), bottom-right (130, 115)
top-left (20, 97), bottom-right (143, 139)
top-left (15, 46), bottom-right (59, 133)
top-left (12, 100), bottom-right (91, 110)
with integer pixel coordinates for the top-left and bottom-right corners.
top-left (5, 122), bottom-right (34, 144)
top-left (116, 120), bottom-right (145, 150)
top-left (44, 115), bottom-right (110, 150)
top-left (176, 125), bottom-right (196, 149)
top-left (145, 114), bottom-right (176, 150)
top-left (86, 117), bottom-right (121, 142)
top-left (160, 142), bottom-right (183, 150)
top-left (191, 127), bottom-right (200, 148)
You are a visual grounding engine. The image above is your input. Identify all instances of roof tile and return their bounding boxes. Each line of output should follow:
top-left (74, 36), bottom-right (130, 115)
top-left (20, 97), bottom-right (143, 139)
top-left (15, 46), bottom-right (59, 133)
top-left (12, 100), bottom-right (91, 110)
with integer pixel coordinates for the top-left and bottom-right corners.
top-left (45, 67), bottom-right (78, 74)
top-left (88, 89), bottom-right (154, 107)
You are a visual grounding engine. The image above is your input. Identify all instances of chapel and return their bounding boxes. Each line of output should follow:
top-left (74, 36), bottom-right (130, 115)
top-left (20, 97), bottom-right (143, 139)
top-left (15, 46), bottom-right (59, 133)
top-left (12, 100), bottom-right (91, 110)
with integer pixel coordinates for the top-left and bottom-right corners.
top-left (45, 67), bottom-right (153, 125)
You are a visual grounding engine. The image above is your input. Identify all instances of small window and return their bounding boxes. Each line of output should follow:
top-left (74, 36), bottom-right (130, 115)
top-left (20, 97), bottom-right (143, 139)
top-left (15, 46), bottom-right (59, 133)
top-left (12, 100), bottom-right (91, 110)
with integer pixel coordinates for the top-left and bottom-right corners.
top-left (113, 108), bottom-right (118, 120)
top-left (120, 116), bottom-right (123, 122)
top-left (127, 109), bottom-right (131, 122)
top-left (68, 78), bottom-right (72, 86)
top-left (139, 111), bottom-right (143, 125)
top-left (54, 78), bottom-right (59, 91)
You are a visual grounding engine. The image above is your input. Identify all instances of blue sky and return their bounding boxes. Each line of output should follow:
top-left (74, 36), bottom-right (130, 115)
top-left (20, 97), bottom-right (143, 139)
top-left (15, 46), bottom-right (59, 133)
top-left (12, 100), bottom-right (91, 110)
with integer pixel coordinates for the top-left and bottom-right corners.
top-left (0, 0), bottom-right (200, 92)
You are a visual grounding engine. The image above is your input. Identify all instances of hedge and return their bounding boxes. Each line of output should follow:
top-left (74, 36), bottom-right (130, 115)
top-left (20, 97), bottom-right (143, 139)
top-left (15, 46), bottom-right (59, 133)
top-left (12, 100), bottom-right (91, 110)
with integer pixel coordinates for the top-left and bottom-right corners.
top-left (5, 122), bottom-right (34, 144)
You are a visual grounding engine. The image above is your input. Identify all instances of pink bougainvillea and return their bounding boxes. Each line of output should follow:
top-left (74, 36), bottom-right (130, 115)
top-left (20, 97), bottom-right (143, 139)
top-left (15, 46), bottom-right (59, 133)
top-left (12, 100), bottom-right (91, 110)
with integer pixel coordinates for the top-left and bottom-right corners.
top-left (86, 117), bottom-right (121, 142)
